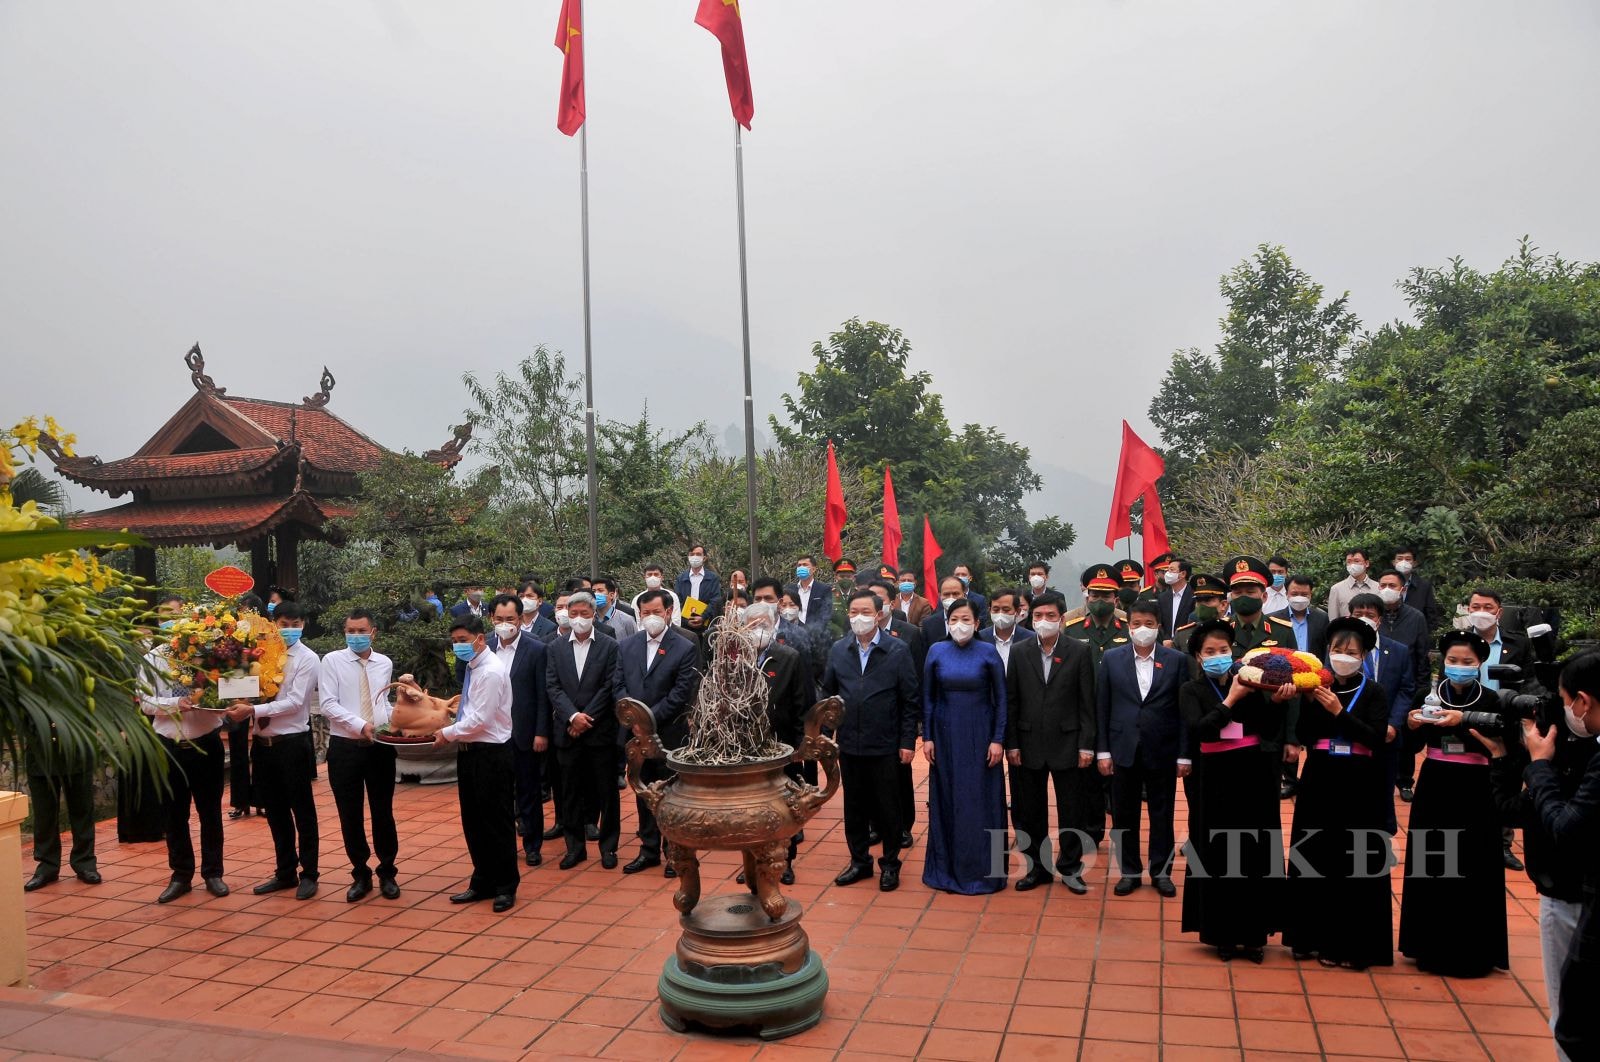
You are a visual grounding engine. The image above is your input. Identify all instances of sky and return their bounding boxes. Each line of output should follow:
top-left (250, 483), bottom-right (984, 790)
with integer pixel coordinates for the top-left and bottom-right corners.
top-left (3, 0), bottom-right (1599, 558)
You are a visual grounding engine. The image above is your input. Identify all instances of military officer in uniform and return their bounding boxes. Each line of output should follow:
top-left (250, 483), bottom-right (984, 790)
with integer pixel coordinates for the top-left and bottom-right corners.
top-left (1116, 560), bottom-right (1157, 614)
top-left (1063, 564), bottom-right (1128, 625)
top-left (1063, 564), bottom-right (1129, 846)
top-left (1169, 574), bottom-right (1229, 657)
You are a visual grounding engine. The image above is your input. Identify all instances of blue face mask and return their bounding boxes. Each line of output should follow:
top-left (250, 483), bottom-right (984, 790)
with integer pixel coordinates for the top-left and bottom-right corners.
top-left (279, 628), bottom-right (302, 647)
top-left (898, 581), bottom-right (916, 595)
top-left (1271, 574), bottom-right (1285, 588)
top-left (958, 576), bottom-right (970, 588)
top-left (266, 601), bottom-right (277, 616)
top-left (452, 642), bottom-right (477, 662)
top-left (158, 619), bottom-right (177, 631)
top-left (1444, 664), bottom-right (1479, 685)
top-left (346, 633), bottom-right (372, 654)
top-left (1201, 654), bottom-right (1234, 677)
top-left (795, 566), bottom-right (810, 581)
top-left (594, 592), bottom-right (608, 608)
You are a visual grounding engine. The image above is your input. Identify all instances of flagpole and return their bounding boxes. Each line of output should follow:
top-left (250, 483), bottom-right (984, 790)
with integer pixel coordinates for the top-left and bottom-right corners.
top-left (580, 110), bottom-right (599, 580)
top-left (734, 119), bottom-right (760, 576)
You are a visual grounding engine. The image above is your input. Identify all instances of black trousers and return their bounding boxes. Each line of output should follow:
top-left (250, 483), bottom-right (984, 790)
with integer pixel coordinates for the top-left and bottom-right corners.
top-left (458, 741), bottom-right (520, 896)
top-left (1009, 762), bottom-right (1095, 877)
top-left (1109, 749), bottom-right (1177, 878)
top-left (896, 760), bottom-right (917, 831)
top-left (161, 731), bottom-right (226, 881)
top-left (226, 720), bottom-right (253, 810)
top-left (252, 731), bottom-right (319, 881)
top-left (27, 770), bottom-right (97, 874)
top-left (842, 752), bottom-right (902, 871)
top-left (557, 742), bottom-right (620, 856)
top-left (326, 737), bottom-right (399, 882)
top-left (635, 758), bottom-right (673, 858)
top-left (514, 743), bottom-right (543, 856)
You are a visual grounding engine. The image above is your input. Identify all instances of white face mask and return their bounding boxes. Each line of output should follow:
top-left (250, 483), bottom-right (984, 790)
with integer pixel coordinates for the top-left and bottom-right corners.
top-left (1288, 595), bottom-right (1310, 612)
top-left (849, 614), bottom-right (878, 636)
top-left (1032, 619), bottom-right (1061, 639)
top-left (1359, 616), bottom-right (1379, 631)
top-left (494, 622), bottom-right (518, 642)
top-left (753, 626), bottom-right (774, 648)
top-left (1394, 560), bottom-right (1414, 575)
top-left (1029, 574), bottom-right (1046, 590)
top-left (569, 616), bottom-right (594, 636)
top-left (641, 614), bottom-right (668, 637)
top-left (1163, 570), bottom-right (1181, 586)
top-left (521, 597), bottom-right (539, 613)
top-left (1565, 697), bottom-right (1594, 739)
top-left (555, 608), bottom-right (571, 629)
top-left (1130, 626), bottom-right (1159, 648)
top-left (948, 621), bottom-right (975, 644)
top-left (942, 596), bottom-right (959, 610)
top-left (688, 554), bottom-right (704, 570)
top-left (1379, 587), bottom-right (1403, 606)
top-left (781, 606), bottom-right (800, 623)
top-left (990, 612), bottom-right (1017, 630)
top-left (1329, 653), bottom-right (1363, 677)
top-left (1468, 610), bottom-right (1497, 631)
top-left (1347, 563), bottom-right (1367, 578)
top-left (644, 575), bottom-right (662, 589)
top-left (734, 606), bottom-right (747, 623)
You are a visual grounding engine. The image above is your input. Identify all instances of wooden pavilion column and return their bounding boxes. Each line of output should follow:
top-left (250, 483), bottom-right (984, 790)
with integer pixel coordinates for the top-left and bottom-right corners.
top-left (132, 546), bottom-right (156, 591)
top-left (249, 537), bottom-right (273, 595)
top-left (274, 524), bottom-right (300, 593)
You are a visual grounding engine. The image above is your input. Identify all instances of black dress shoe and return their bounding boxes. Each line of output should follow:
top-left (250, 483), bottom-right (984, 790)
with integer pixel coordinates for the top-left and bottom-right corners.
top-left (1398, 781), bottom-right (1415, 802)
top-left (1060, 875), bottom-right (1089, 895)
top-left (623, 855), bottom-right (661, 875)
top-left (229, 808), bottom-right (249, 820)
top-left (601, 852), bottom-right (618, 870)
top-left (543, 824), bottom-right (563, 841)
top-left (450, 889), bottom-right (485, 904)
top-left (1504, 849), bottom-right (1525, 872)
top-left (1217, 944), bottom-right (1237, 962)
top-left (378, 877), bottom-right (401, 899)
top-left (1279, 782), bottom-right (1298, 800)
top-left (664, 864), bottom-right (677, 879)
top-left (559, 851), bottom-right (587, 870)
top-left (24, 869), bottom-right (58, 892)
top-left (295, 879), bottom-right (318, 900)
top-left (585, 824), bottom-right (600, 841)
top-left (834, 863), bottom-right (873, 886)
top-left (879, 867), bottom-right (900, 892)
top-left (781, 863), bottom-right (795, 886)
top-left (525, 851), bottom-right (542, 867)
top-left (158, 879), bottom-right (192, 904)
top-left (493, 894), bottom-right (514, 913)
top-left (253, 877), bottom-right (297, 895)
top-left (76, 869), bottom-right (102, 885)
top-left (1014, 871), bottom-right (1050, 892)
top-left (900, 831), bottom-right (914, 849)
top-left (346, 879), bottom-right (372, 903)
top-left (204, 877), bottom-right (229, 897)
top-left (1113, 876), bottom-right (1141, 896)
top-left (1154, 877), bottom-right (1177, 898)
top-left (1243, 947), bottom-right (1266, 964)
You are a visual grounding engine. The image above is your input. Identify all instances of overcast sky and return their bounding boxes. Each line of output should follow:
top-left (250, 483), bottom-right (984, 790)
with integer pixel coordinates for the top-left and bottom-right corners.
top-left (4, 1), bottom-right (1598, 545)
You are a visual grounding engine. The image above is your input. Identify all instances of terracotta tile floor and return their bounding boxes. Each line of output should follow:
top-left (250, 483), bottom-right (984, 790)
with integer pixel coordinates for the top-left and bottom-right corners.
top-left (9, 759), bottom-right (1559, 1060)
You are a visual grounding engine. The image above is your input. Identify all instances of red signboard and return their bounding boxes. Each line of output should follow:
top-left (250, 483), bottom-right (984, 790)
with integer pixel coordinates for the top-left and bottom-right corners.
top-left (204, 565), bottom-right (255, 598)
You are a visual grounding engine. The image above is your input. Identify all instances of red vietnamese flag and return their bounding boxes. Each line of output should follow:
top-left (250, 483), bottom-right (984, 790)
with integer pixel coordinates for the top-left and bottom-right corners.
top-left (695, 0), bottom-right (754, 129)
top-left (922, 516), bottom-right (943, 604)
top-left (1140, 485), bottom-right (1171, 575)
top-left (1104, 420), bottom-right (1166, 547)
top-left (881, 466), bottom-right (902, 569)
top-left (823, 440), bottom-right (846, 563)
top-left (554, 0), bottom-right (584, 135)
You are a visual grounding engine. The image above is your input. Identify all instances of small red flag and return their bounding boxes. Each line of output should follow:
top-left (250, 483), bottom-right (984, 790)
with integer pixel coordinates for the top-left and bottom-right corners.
top-left (695, 0), bottom-right (754, 129)
top-left (881, 466), bottom-right (902, 570)
top-left (823, 440), bottom-right (846, 563)
top-left (1140, 486), bottom-right (1171, 576)
top-left (922, 516), bottom-right (943, 604)
top-left (1105, 420), bottom-right (1166, 548)
top-left (554, 0), bottom-right (584, 136)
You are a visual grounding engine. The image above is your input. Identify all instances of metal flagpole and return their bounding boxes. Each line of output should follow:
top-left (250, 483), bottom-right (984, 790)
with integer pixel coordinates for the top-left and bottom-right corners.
top-left (734, 120), bottom-right (760, 576)
top-left (580, 105), bottom-right (600, 580)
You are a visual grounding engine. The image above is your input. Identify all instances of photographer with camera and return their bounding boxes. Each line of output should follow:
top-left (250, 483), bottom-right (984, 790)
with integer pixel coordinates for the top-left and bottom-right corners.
top-left (1522, 652), bottom-right (1600, 1061)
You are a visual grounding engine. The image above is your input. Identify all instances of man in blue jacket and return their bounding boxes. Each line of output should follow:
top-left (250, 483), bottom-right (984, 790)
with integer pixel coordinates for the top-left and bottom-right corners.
top-left (821, 588), bottom-right (919, 892)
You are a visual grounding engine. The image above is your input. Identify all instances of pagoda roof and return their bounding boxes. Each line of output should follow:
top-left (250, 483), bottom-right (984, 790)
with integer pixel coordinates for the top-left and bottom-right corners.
top-left (70, 493), bottom-right (357, 548)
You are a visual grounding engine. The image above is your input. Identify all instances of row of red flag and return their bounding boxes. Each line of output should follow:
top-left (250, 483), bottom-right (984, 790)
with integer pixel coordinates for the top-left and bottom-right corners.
top-left (822, 440), bottom-right (943, 602)
top-left (556, 0), bottom-right (754, 136)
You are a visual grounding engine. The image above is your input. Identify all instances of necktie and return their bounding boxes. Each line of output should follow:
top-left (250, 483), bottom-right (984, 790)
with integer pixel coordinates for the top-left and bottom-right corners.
top-left (357, 658), bottom-right (374, 726)
top-left (460, 663), bottom-right (472, 710)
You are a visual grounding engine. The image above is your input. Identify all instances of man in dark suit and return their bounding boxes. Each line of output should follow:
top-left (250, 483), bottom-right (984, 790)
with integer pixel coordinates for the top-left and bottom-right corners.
top-left (545, 591), bottom-right (621, 869)
top-left (1347, 595), bottom-right (1417, 833)
top-left (675, 544), bottom-right (722, 643)
top-left (614, 589), bottom-right (700, 875)
top-left (750, 602), bottom-right (810, 882)
top-left (450, 585), bottom-right (486, 619)
top-left (871, 580), bottom-right (926, 849)
top-left (784, 554), bottom-right (833, 634)
top-left (1467, 586), bottom-right (1535, 870)
top-left (481, 595), bottom-right (550, 867)
top-left (1392, 546), bottom-right (1443, 632)
top-left (1270, 574), bottom-right (1329, 659)
top-left (822, 589), bottom-right (919, 892)
top-left (979, 587), bottom-right (1036, 675)
top-left (1004, 591), bottom-right (1096, 893)
top-left (951, 564), bottom-right (988, 629)
top-left (920, 575), bottom-right (965, 647)
top-left (1155, 557), bottom-right (1195, 642)
top-left (1096, 599), bottom-right (1189, 897)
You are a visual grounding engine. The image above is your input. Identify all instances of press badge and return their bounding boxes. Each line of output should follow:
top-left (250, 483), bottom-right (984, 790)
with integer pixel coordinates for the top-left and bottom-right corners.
top-left (1329, 740), bottom-right (1354, 757)
top-left (1443, 739), bottom-right (1467, 757)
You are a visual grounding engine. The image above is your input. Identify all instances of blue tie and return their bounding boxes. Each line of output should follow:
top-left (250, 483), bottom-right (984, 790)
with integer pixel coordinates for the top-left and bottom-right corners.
top-left (460, 663), bottom-right (472, 711)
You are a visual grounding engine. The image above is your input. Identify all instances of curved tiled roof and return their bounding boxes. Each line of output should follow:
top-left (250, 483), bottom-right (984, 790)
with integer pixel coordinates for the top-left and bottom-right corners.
top-left (70, 493), bottom-right (356, 547)
top-left (221, 398), bottom-right (387, 474)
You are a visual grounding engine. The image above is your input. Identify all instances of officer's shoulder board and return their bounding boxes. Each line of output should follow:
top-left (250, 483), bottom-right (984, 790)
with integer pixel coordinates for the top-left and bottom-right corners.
top-left (1175, 621), bottom-right (1195, 633)
top-left (1062, 616), bottom-right (1088, 629)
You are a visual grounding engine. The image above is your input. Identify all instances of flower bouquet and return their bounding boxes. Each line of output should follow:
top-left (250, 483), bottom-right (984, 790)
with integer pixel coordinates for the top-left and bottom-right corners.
top-left (164, 603), bottom-right (288, 710)
top-left (1233, 646), bottom-right (1332, 692)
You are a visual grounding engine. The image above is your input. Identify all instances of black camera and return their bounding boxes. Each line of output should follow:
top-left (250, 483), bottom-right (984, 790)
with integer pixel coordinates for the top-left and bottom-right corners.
top-left (1494, 662), bottom-right (1565, 735)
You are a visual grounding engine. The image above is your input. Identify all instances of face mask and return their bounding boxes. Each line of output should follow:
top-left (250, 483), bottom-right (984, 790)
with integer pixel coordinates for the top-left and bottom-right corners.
top-left (1029, 574), bottom-right (1046, 590)
top-left (569, 616), bottom-right (594, 636)
top-left (159, 619), bottom-right (177, 631)
top-left (795, 565), bottom-right (810, 581)
top-left (555, 608), bottom-right (571, 629)
top-left (1288, 595), bottom-right (1310, 612)
top-left (688, 555), bottom-right (705, 570)
top-left (942, 596), bottom-right (960, 611)
top-left (1032, 619), bottom-right (1061, 639)
top-left (898, 581), bottom-right (916, 595)
top-left (521, 598), bottom-right (539, 613)
top-left (1087, 599), bottom-right (1114, 619)
top-left (266, 602), bottom-right (277, 616)
top-left (279, 628), bottom-right (302, 647)
top-left (1329, 653), bottom-right (1363, 677)
top-left (641, 614), bottom-right (668, 637)
top-left (849, 614), bottom-right (878, 636)
top-left (494, 622), bottom-right (517, 641)
top-left (1565, 698), bottom-right (1593, 739)
top-left (780, 607), bottom-right (800, 623)
top-left (991, 612), bottom-right (1017, 630)
top-left (452, 642), bottom-right (477, 662)
top-left (346, 634), bottom-right (372, 654)
top-left (1346, 563), bottom-right (1366, 578)
top-left (753, 626), bottom-right (774, 648)
top-left (1359, 615), bottom-right (1379, 630)
top-left (1117, 588), bottom-right (1137, 607)
top-left (467, 592), bottom-right (483, 604)
top-left (1231, 595), bottom-right (1263, 616)
top-left (1444, 664), bottom-right (1479, 685)
top-left (958, 575), bottom-right (970, 588)
top-left (1467, 610), bottom-right (1497, 631)
top-left (1193, 603), bottom-right (1219, 622)
top-left (948, 621), bottom-right (975, 644)
top-left (645, 576), bottom-right (662, 589)
top-left (734, 607), bottom-right (747, 623)
top-left (1164, 570), bottom-right (1181, 586)
top-left (1378, 587), bottom-right (1402, 606)
top-left (1394, 560), bottom-right (1414, 575)
top-left (594, 592), bottom-right (608, 608)
top-left (1201, 654), bottom-right (1234, 677)
top-left (1271, 574), bottom-right (1285, 588)
top-left (1130, 627), bottom-right (1159, 648)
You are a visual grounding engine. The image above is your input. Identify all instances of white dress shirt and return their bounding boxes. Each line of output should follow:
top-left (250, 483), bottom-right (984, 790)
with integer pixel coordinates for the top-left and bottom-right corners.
top-left (1133, 647), bottom-right (1155, 699)
top-left (252, 641), bottom-right (319, 737)
top-left (319, 647), bottom-right (394, 740)
top-left (644, 631), bottom-right (664, 672)
top-left (1264, 586), bottom-right (1289, 615)
top-left (495, 633), bottom-right (520, 670)
top-left (797, 580), bottom-right (812, 623)
top-left (688, 570), bottom-right (705, 602)
top-left (1038, 640), bottom-right (1055, 682)
top-left (140, 647), bottom-right (224, 741)
top-left (992, 631), bottom-right (1015, 672)
top-left (572, 633), bottom-right (592, 679)
top-left (441, 647), bottom-right (512, 744)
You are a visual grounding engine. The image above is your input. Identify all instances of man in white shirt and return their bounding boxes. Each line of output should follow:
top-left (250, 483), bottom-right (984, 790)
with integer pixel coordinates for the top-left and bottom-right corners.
top-left (227, 602), bottom-right (320, 900)
top-left (632, 564), bottom-right (682, 625)
top-left (1326, 547), bottom-right (1378, 619)
top-left (1264, 555), bottom-right (1292, 616)
top-left (438, 615), bottom-right (519, 912)
top-left (978, 588), bottom-right (1036, 674)
top-left (319, 608), bottom-right (399, 903)
top-left (141, 619), bottom-right (230, 905)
